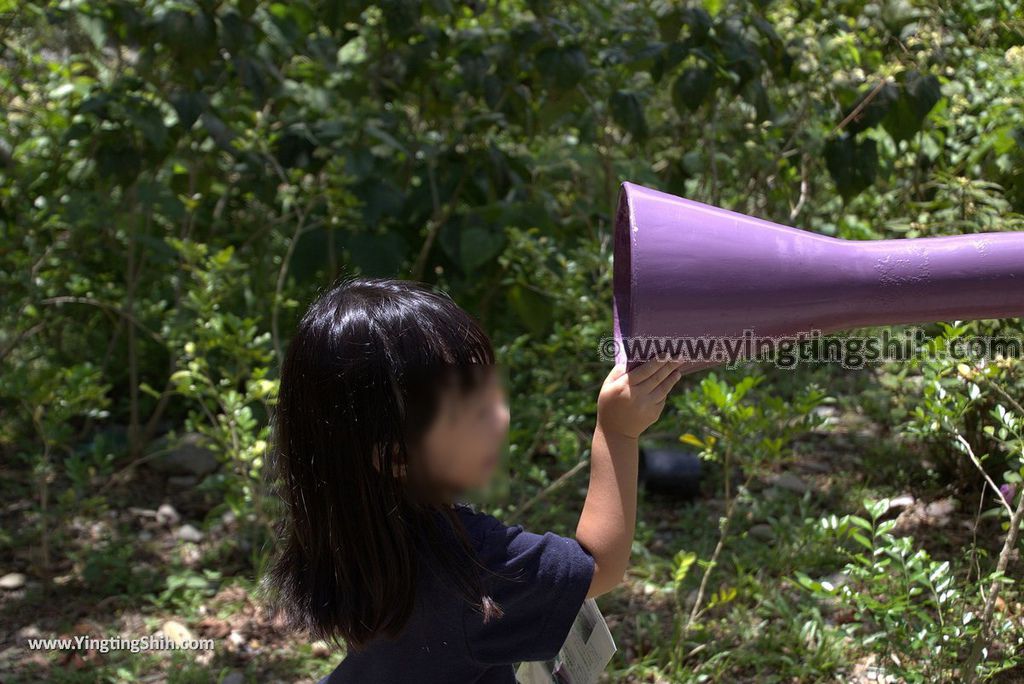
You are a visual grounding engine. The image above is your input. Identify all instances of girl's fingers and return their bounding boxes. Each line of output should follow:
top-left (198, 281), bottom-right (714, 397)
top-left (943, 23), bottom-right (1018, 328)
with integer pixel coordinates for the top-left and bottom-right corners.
top-left (625, 357), bottom-right (667, 384)
top-left (651, 367), bottom-right (685, 402)
top-left (635, 359), bottom-right (684, 391)
top-left (606, 363), bottom-right (627, 382)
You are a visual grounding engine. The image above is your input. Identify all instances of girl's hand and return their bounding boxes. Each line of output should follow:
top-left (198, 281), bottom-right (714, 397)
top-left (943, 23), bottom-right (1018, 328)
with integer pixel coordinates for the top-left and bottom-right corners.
top-left (596, 359), bottom-right (685, 440)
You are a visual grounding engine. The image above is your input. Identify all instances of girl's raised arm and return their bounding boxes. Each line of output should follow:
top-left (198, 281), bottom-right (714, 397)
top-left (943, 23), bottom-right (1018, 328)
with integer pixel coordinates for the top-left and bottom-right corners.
top-left (575, 359), bottom-right (685, 599)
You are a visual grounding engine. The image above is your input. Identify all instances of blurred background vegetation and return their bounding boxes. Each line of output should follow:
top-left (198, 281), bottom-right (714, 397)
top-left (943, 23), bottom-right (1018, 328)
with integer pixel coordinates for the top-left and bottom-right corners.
top-left (1, 0), bottom-right (1023, 682)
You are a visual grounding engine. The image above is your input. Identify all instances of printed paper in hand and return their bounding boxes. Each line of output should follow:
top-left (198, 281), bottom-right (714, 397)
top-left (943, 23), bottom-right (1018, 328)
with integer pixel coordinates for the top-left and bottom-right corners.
top-left (514, 598), bottom-right (617, 684)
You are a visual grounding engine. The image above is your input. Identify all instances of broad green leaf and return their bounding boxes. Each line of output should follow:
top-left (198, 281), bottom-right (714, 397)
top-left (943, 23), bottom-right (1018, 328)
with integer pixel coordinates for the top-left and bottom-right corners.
top-left (672, 67), bottom-right (715, 114)
top-left (824, 134), bottom-right (878, 202)
top-left (851, 531), bottom-right (873, 551)
top-left (610, 90), bottom-right (648, 141)
top-left (507, 284), bottom-right (553, 336)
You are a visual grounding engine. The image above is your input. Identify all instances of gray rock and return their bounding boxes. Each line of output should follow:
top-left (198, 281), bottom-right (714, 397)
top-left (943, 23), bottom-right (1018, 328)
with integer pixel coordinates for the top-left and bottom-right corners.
top-left (175, 524), bottom-right (204, 543)
top-left (148, 432), bottom-right (219, 477)
top-left (767, 472), bottom-right (810, 495)
top-left (888, 494), bottom-right (915, 510)
top-left (167, 475), bottom-right (199, 490)
top-left (0, 572), bottom-right (26, 590)
top-left (749, 524), bottom-right (775, 541)
top-left (221, 671), bottom-right (246, 684)
top-left (705, 498), bottom-right (728, 513)
top-left (161, 620), bottom-right (193, 647)
top-left (128, 506), bottom-right (157, 520)
top-left (156, 503), bottom-right (180, 526)
top-left (797, 459), bottom-right (833, 474)
top-left (16, 625), bottom-right (41, 643)
top-left (926, 498), bottom-right (956, 518)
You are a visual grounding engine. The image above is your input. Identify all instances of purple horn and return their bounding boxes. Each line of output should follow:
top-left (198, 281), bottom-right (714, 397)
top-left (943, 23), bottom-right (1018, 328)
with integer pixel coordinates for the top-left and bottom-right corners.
top-left (612, 182), bottom-right (1024, 372)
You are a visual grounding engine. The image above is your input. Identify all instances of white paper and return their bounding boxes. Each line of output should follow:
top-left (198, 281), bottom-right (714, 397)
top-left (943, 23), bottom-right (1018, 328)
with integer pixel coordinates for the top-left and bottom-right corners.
top-left (515, 598), bottom-right (617, 684)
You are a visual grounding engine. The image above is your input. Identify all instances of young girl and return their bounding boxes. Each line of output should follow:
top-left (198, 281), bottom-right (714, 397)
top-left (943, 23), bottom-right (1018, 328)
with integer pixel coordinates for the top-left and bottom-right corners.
top-left (264, 276), bottom-right (684, 683)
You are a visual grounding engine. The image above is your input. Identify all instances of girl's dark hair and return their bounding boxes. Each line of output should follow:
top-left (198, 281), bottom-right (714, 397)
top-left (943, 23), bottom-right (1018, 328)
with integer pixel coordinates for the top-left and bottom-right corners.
top-left (263, 276), bottom-right (504, 651)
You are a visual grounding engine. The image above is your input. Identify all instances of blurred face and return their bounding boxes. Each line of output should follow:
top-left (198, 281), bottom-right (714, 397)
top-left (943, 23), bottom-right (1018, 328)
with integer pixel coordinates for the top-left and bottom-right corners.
top-left (413, 368), bottom-right (510, 500)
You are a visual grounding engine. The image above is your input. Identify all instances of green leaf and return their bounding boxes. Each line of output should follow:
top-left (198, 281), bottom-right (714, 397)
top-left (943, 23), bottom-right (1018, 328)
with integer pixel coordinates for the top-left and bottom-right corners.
top-left (170, 370), bottom-right (192, 384)
top-left (824, 134), bottom-right (878, 202)
top-left (169, 91), bottom-right (207, 131)
top-left (741, 78), bottom-right (769, 122)
top-left (139, 382), bottom-right (162, 400)
top-left (459, 226), bottom-right (505, 272)
top-left (673, 550), bottom-right (696, 583)
top-left (672, 67), bottom-right (715, 114)
top-left (506, 284), bottom-right (553, 336)
top-left (716, 27), bottom-right (761, 85)
top-left (126, 101), bottom-right (168, 150)
top-left (842, 82), bottom-right (899, 135)
top-left (793, 571), bottom-right (822, 592)
top-left (212, 246), bottom-right (235, 267)
top-left (929, 561), bottom-right (950, 583)
top-left (701, 0), bottom-right (723, 16)
top-left (656, 8), bottom-right (684, 42)
top-left (851, 531), bottom-right (873, 550)
top-left (536, 46), bottom-right (589, 91)
top-left (610, 90), bottom-right (648, 141)
top-left (683, 7), bottom-right (713, 41)
top-left (906, 71), bottom-right (941, 117)
top-left (95, 137), bottom-right (142, 185)
top-left (75, 12), bottom-right (108, 50)
top-left (867, 498), bottom-right (890, 519)
top-left (883, 71), bottom-right (942, 142)
top-left (458, 51), bottom-right (490, 93)
top-left (848, 516), bottom-right (873, 532)
top-left (707, 585), bottom-right (737, 607)
top-left (703, 377), bottom-right (728, 408)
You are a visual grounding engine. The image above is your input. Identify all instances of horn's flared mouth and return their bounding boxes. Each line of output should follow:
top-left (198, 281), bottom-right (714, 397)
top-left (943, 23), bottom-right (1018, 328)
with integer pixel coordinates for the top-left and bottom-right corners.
top-left (612, 184), bottom-right (633, 366)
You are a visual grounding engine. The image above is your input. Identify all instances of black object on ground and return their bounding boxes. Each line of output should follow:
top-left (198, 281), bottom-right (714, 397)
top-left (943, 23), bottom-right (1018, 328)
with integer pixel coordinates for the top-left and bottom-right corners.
top-left (639, 446), bottom-right (702, 499)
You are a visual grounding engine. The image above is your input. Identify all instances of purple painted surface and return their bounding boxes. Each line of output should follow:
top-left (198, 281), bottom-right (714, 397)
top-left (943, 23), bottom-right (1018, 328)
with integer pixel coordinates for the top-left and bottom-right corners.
top-left (612, 181), bottom-right (1024, 371)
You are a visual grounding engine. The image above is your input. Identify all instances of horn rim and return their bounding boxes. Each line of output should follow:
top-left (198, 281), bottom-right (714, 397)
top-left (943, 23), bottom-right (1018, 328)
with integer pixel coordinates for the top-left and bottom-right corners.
top-left (612, 182), bottom-right (634, 366)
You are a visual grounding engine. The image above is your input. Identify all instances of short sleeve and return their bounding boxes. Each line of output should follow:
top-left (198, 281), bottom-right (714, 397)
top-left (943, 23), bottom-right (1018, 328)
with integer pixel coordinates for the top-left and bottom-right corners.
top-left (461, 513), bottom-right (596, 665)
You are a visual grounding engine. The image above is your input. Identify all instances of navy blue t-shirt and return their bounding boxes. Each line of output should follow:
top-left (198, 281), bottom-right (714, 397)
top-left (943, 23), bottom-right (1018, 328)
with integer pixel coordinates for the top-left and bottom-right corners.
top-left (317, 502), bottom-right (596, 683)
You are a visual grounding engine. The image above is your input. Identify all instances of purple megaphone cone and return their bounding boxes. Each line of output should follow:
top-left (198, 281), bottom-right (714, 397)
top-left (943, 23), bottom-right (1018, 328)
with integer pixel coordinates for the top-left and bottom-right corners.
top-left (612, 182), bottom-right (1024, 372)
